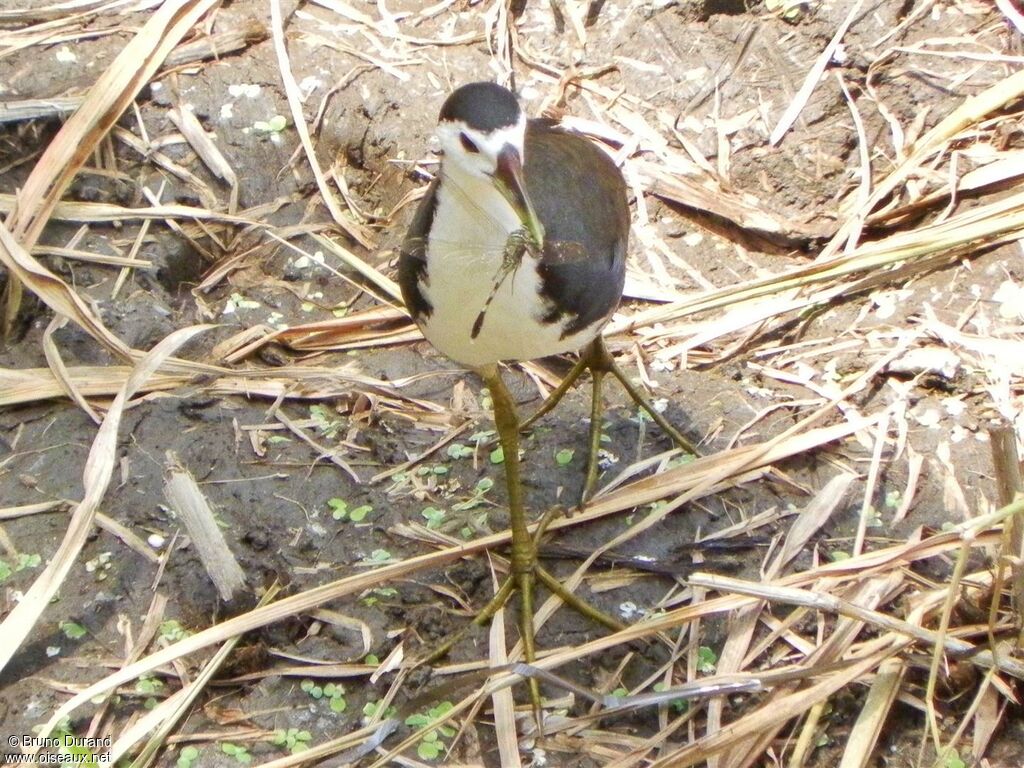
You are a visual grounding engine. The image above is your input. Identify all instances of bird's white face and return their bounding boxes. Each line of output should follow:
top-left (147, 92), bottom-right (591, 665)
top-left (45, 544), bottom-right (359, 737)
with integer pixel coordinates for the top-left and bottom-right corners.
top-left (436, 114), bottom-right (527, 180)
top-left (435, 113), bottom-right (544, 246)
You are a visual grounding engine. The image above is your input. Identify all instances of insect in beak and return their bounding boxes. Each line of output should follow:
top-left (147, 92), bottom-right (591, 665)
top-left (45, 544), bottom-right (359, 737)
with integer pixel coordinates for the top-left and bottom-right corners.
top-left (493, 144), bottom-right (545, 248)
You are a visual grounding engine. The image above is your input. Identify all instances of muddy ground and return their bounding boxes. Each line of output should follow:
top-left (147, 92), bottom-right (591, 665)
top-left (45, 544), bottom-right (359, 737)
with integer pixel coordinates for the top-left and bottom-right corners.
top-left (1, 0), bottom-right (1023, 766)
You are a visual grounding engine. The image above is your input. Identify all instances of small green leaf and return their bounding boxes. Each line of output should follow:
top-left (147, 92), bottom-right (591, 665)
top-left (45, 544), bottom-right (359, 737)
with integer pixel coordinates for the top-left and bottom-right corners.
top-left (300, 679), bottom-right (315, 693)
top-left (696, 646), bottom-right (718, 674)
top-left (329, 695), bottom-right (347, 713)
top-left (365, 653), bottom-right (380, 664)
top-left (310, 404), bottom-right (341, 438)
top-left (254, 115), bottom-right (287, 133)
top-left (364, 549), bottom-right (391, 564)
top-left (60, 621), bottom-right (87, 640)
top-left (177, 746), bottom-right (199, 767)
top-left (422, 507), bottom-right (446, 529)
top-left (405, 714), bottom-right (430, 727)
top-left (328, 498), bottom-right (348, 520)
top-left (431, 701), bottom-right (454, 717)
top-left (361, 587), bottom-right (396, 608)
top-left (222, 744), bottom-right (251, 765)
top-left (446, 443), bottom-right (473, 459)
top-left (0, 560), bottom-right (11, 583)
top-left (136, 675), bottom-right (164, 694)
top-left (349, 504), bottom-right (372, 522)
top-left (17, 553), bottom-right (41, 570)
top-left (159, 619), bottom-right (189, 642)
top-left (489, 446), bottom-right (504, 464)
top-left (227, 292), bottom-right (261, 310)
top-left (654, 681), bottom-right (690, 712)
top-left (766, 0), bottom-right (809, 20)
top-left (417, 741), bottom-right (442, 760)
top-left (555, 448), bottom-right (574, 466)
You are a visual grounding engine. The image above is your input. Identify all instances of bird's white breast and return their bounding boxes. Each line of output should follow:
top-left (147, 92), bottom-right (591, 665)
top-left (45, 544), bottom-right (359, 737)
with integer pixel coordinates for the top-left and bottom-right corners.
top-left (416, 172), bottom-right (600, 368)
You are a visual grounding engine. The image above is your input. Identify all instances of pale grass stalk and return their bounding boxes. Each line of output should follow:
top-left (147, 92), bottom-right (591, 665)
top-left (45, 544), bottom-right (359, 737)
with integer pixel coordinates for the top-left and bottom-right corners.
top-left (921, 533), bottom-right (975, 760)
top-left (837, 657), bottom-right (906, 768)
top-left (269, 0), bottom-right (374, 249)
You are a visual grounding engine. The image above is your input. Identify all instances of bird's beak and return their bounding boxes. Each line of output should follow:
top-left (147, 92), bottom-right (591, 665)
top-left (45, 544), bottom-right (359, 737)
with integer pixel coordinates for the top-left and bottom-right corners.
top-left (494, 144), bottom-right (545, 248)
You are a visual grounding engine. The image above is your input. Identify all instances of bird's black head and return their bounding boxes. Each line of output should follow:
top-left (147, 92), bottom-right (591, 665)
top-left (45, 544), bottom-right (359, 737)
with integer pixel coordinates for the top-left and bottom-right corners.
top-left (439, 81), bottom-right (522, 132)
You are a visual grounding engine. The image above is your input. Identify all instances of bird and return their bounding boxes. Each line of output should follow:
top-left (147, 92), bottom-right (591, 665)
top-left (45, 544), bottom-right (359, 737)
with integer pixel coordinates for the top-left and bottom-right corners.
top-left (398, 81), bottom-right (695, 685)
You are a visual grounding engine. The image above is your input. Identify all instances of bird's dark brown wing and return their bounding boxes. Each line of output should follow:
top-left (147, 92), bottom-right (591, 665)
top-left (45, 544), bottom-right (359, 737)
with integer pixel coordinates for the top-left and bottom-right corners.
top-left (524, 120), bottom-right (629, 335)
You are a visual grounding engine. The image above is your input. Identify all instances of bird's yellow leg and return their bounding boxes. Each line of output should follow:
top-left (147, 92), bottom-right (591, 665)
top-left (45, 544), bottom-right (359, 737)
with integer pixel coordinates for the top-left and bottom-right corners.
top-left (417, 577), bottom-right (515, 667)
top-left (589, 337), bottom-right (699, 456)
top-left (414, 364), bottom-right (628, 717)
top-left (481, 365), bottom-right (542, 708)
top-left (529, 504), bottom-right (627, 632)
top-left (416, 509), bottom-right (623, 669)
top-left (524, 338), bottom-right (699, 505)
top-left (487, 368), bottom-right (627, 637)
top-left (581, 366), bottom-right (606, 504)
top-left (534, 566), bottom-right (624, 632)
top-left (519, 352), bottom-right (589, 432)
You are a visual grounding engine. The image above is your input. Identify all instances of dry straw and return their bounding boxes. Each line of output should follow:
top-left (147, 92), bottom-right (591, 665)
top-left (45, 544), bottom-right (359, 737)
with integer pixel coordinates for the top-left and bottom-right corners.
top-left (1, 1), bottom-right (1023, 766)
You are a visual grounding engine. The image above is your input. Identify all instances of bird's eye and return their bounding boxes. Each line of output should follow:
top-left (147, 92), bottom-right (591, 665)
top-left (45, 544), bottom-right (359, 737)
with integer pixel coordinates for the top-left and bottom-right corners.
top-left (459, 133), bottom-right (480, 153)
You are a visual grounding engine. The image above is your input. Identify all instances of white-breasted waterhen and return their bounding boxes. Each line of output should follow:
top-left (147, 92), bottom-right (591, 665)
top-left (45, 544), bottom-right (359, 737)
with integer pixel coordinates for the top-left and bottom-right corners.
top-left (399, 82), bottom-right (695, 688)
